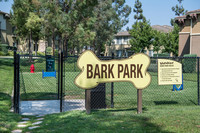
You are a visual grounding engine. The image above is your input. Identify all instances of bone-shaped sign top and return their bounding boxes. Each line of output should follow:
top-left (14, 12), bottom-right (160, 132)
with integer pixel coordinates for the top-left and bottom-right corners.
top-left (74, 50), bottom-right (151, 89)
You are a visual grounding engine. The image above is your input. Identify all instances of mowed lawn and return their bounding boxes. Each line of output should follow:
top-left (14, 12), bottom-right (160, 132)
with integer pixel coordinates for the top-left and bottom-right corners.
top-left (1, 57), bottom-right (200, 132)
top-left (20, 69), bottom-right (198, 112)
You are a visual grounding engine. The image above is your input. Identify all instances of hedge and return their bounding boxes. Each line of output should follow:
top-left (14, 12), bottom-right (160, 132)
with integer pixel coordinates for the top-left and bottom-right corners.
top-left (183, 54), bottom-right (197, 73)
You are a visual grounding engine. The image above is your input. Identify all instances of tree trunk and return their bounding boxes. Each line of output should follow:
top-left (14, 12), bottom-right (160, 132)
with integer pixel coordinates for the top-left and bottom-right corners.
top-left (29, 31), bottom-right (33, 62)
top-left (97, 44), bottom-right (101, 56)
top-left (64, 37), bottom-right (69, 57)
top-left (77, 42), bottom-right (80, 55)
top-left (92, 40), bottom-right (96, 53)
top-left (35, 41), bottom-right (38, 56)
top-left (52, 35), bottom-right (55, 56)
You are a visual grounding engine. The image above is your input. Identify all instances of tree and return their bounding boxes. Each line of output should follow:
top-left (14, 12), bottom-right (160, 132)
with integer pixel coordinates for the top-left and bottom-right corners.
top-left (92, 0), bottom-right (131, 55)
top-left (171, 0), bottom-right (187, 25)
top-left (40, 0), bottom-right (65, 55)
top-left (162, 24), bottom-right (179, 56)
top-left (11, 0), bottom-right (130, 56)
top-left (11, 0), bottom-right (36, 58)
top-left (129, 20), bottom-right (153, 53)
top-left (152, 30), bottom-right (161, 56)
top-left (172, 0), bottom-right (187, 16)
top-left (25, 12), bottom-right (44, 56)
top-left (39, 0), bottom-right (98, 56)
top-left (133, 0), bottom-right (144, 22)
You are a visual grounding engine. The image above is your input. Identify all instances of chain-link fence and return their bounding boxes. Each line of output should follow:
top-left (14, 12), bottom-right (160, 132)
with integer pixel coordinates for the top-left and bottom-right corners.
top-left (63, 56), bottom-right (200, 111)
top-left (14, 54), bottom-right (200, 114)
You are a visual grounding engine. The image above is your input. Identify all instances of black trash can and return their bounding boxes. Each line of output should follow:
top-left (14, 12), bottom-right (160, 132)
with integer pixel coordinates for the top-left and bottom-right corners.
top-left (90, 83), bottom-right (106, 109)
top-left (46, 55), bottom-right (55, 72)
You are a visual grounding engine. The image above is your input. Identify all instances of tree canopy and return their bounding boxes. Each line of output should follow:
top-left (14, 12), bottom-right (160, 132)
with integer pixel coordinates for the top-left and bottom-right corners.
top-left (133, 0), bottom-right (144, 22)
top-left (11, 0), bottom-right (131, 56)
top-left (129, 20), bottom-right (153, 53)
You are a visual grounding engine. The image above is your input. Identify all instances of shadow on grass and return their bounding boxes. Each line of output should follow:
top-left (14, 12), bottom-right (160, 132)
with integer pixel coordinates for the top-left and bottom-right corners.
top-left (0, 92), bottom-right (21, 132)
top-left (154, 101), bottom-right (178, 105)
top-left (0, 58), bottom-right (13, 67)
top-left (30, 110), bottom-right (173, 133)
top-left (189, 100), bottom-right (197, 105)
top-left (93, 107), bottom-right (148, 113)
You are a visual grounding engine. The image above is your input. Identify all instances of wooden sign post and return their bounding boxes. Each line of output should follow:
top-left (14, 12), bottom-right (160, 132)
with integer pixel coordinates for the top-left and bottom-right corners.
top-left (85, 90), bottom-right (91, 114)
top-left (137, 89), bottom-right (142, 114)
top-left (75, 50), bottom-right (151, 114)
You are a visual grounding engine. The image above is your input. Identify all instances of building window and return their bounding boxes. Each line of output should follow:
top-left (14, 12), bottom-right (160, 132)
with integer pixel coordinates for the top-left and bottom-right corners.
top-left (149, 50), bottom-right (154, 57)
top-left (144, 50), bottom-right (147, 55)
top-left (124, 37), bottom-right (128, 43)
top-left (116, 50), bottom-right (122, 57)
top-left (117, 37), bottom-right (122, 44)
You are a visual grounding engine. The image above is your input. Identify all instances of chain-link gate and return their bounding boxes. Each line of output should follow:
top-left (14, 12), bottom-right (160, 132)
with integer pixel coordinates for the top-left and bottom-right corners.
top-left (13, 52), bottom-right (65, 115)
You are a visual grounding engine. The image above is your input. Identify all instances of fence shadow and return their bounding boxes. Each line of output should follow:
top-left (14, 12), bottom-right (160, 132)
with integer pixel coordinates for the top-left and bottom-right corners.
top-left (41, 110), bottom-right (173, 133)
top-left (154, 101), bottom-right (178, 105)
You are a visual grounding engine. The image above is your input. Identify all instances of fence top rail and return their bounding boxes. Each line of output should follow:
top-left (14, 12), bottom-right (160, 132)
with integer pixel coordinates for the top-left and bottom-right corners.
top-left (17, 54), bottom-right (200, 59)
top-left (19, 55), bottom-right (58, 58)
top-left (150, 56), bottom-right (199, 59)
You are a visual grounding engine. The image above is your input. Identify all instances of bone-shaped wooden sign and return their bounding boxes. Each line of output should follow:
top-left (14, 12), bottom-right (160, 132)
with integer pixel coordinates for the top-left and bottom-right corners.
top-left (74, 50), bottom-right (151, 89)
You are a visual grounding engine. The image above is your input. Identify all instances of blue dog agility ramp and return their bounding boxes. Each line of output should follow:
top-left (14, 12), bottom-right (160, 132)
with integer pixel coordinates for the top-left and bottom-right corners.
top-left (42, 70), bottom-right (56, 78)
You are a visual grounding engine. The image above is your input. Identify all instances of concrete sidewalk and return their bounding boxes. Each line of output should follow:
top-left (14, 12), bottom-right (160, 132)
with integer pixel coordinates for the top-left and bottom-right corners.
top-left (20, 99), bottom-right (85, 115)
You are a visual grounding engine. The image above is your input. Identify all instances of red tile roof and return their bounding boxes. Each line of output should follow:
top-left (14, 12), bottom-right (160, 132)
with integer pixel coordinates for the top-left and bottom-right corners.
top-left (114, 31), bottom-right (130, 36)
top-left (175, 9), bottom-right (200, 20)
top-left (187, 9), bottom-right (200, 14)
top-left (0, 10), bottom-right (9, 15)
top-left (0, 10), bottom-right (10, 18)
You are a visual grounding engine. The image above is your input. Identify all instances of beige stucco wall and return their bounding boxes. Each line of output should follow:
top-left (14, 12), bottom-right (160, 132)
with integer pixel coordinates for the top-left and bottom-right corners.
top-left (191, 35), bottom-right (200, 56)
top-left (0, 19), bottom-right (13, 46)
top-left (180, 19), bottom-right (190, 32)
top-left (18, 39), bottom-right (46, 53)
top-left (179, 33), bottom-right (190, 56)
top-left (192, 14), bottom-right (200, 34)
top-left (104, 44), bottom-right (131, 56)
top-left (38, 40), bottom-right (46, 52)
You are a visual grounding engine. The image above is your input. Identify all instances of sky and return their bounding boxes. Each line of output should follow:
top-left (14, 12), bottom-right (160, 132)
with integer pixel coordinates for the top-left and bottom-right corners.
top-left (0, 0), bottom-right (200, 31)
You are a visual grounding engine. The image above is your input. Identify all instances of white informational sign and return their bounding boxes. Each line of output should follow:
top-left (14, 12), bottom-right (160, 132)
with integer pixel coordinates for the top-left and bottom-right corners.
top-left (158, 59), bottom-right (182, 85)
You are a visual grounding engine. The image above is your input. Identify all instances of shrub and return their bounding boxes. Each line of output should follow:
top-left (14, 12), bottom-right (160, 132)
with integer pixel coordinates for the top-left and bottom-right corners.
top-left (0, 51), bottom-right (6, 56)
top-left (0, 44), bottom-right (8, 55)
top-left (46, 47), bottom-right (52, 55)
top-left (183, 54), bottom-right (197, 73)
top-left (153, 53), bottom-right (169, 57)
top-left (37, 51), bottom-right (45, 56)
top-left (7, 51), bottom-right (14, 56)
top-left (54, 49), bottom-right (58, 56)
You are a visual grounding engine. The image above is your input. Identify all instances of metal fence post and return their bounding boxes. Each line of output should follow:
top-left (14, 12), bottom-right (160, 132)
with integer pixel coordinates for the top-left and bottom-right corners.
top-left (198, 57), bottom-right (200, 105)
top-left (13, 51), bottom-right (17, 113)
top-left (111, 53), bottom-right (114, 108)
top-left (58, 53), bottom-right (60, 100)
top-left (16, 54), bottom-right (20, 113)
top-left (60, 52), bottom-right (63, 112)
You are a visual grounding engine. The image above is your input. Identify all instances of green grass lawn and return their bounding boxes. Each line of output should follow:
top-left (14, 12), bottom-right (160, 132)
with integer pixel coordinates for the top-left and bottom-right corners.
top-left (20, 106), bottom-right (200, 133)
top-left (20, 70), bottom-right (198, 107)
top-left (1, 57), bottom-right (200, 132)
top-left (0, 59), bottom-right (22, 132)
